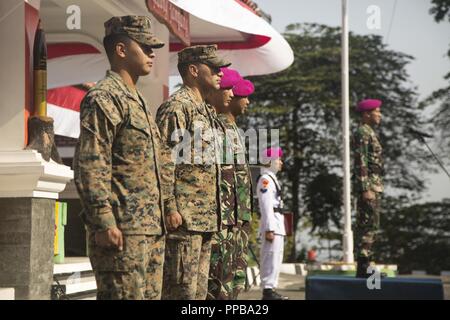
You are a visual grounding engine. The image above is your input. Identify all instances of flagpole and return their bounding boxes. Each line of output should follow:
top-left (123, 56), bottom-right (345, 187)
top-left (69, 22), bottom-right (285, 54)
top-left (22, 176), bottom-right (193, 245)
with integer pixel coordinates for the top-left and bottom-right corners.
top-left (341, 0), bottom-right (354, 264)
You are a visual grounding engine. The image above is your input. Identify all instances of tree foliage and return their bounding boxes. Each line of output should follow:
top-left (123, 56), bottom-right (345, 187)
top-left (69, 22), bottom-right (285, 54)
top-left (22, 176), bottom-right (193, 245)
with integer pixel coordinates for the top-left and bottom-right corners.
top-left (240, 23), bottom-right (435, 262)
top-left (429, 0), bottom-right (450, 23)
top-left (426, 0), bottom-right (450, 153)
top-left (374, 198), bottom-right (450, 274)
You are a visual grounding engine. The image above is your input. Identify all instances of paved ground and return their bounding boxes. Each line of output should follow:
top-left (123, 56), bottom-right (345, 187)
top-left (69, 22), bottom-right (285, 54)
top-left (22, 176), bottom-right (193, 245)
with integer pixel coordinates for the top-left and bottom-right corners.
top-left (239, 273), bottom-right (450, 300)
top-left (240, 273), bottom-right (305, 300)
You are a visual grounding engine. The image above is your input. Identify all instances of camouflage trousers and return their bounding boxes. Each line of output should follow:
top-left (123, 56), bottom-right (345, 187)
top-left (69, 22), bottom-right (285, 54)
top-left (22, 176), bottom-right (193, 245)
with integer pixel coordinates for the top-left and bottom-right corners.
top-left (161, 228), bottom-right (212, 300)
top-left (354, 193), bottom-right (381, 259)
top-left (207, 221), bottom-right (250, 300)
top-left (88, 233), bottom-right (165, 300)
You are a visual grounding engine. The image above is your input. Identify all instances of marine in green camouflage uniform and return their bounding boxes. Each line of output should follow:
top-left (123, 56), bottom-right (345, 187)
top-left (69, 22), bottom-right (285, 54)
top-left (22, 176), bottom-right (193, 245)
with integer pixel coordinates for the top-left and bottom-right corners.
top-left (207, 74), bottom-right (255, 300)
top-left (207, 113), bottom-right (253, 300)
top-left (156, 45), bottom-right (231, 300)
top-left (352, 99), bottom-right (384, 278)
top-left (73, 16), bottom-right (176, 300)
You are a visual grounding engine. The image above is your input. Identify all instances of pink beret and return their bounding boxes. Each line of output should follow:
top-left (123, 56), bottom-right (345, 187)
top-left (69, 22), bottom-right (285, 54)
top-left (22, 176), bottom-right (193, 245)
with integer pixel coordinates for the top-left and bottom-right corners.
top-left (233, 79), bottom-right (255, 97)
top-left (264, 147), bottom-right (283, 159)
top-left (356, 99), bottom-right (382, 112)
top-left (220, 67), bottom-right (242, 89)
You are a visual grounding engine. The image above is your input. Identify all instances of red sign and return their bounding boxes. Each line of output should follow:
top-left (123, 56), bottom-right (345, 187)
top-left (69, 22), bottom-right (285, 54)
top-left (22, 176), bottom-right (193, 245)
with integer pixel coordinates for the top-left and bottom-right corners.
top-left (147, 0), bottom-right (190, 47)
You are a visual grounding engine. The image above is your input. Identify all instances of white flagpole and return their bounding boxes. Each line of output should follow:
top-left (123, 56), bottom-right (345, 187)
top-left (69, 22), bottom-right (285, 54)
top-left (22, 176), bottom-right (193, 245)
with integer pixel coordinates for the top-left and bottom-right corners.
top-left (341, 0), bottom-right (354, 264)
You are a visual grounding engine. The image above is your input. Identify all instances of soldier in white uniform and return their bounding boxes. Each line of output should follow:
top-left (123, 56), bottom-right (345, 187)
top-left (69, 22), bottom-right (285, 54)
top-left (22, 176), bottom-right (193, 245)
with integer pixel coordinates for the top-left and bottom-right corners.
top-left (256, 147), bottom-right (289, 300)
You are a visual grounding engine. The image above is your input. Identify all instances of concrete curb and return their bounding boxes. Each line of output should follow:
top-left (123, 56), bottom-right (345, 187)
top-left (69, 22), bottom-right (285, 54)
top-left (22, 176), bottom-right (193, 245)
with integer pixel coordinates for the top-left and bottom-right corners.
top-left (280, 263), bottom-right (308, 276)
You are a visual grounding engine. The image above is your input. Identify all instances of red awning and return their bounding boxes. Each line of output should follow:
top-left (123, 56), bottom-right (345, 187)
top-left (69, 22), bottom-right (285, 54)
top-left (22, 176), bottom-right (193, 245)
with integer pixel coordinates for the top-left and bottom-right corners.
top-left (44, 0), bottom-right (294, 138)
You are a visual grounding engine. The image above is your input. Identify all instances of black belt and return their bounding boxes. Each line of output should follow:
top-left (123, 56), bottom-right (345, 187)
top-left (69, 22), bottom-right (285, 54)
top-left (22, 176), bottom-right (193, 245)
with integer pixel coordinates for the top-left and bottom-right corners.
top-left (274, 208), bottom-right (284, 214)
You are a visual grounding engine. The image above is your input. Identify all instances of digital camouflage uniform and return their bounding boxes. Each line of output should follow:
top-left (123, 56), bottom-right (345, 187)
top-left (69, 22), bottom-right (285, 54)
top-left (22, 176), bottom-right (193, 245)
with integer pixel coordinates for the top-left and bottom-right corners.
top-left (352, 123), bottom-right (384, 260)
top-left (73, 16), bottom-right (174, 300)
top-left (207, 114), bottom-right (253, 300)
top-left (156, 45), bottom-right (230, 299)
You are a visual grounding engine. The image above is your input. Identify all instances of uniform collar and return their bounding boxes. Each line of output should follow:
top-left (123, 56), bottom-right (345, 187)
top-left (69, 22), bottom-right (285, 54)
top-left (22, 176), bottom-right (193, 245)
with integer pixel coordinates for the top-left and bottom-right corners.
top-left (217, 113), bottom-right (235, 126)
top-left (361, 123), bottom-right (375, 132)
top-left (106, 70), bottom-right (143, 105)
top-left (182, 85), bottom-right (204, 105)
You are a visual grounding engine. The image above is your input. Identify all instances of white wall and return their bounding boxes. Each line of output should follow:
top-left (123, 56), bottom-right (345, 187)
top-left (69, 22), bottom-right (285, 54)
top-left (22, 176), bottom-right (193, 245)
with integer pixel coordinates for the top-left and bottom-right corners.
top-left (0, 1), bottom-right (26, 150)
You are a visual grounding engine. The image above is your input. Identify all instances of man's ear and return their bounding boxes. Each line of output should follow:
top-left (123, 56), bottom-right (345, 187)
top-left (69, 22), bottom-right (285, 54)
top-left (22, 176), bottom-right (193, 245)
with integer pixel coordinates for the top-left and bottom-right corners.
top-left (188, 64), bottom-right (199, 78)
top-left (115, 42), bottom-right (127, 59)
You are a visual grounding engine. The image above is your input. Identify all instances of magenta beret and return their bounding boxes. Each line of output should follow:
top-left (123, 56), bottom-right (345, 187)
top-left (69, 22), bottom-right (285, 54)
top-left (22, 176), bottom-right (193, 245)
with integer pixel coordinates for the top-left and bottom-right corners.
top-left (220, 67), bottom-right (242, 89)
top-left (265, 147), bottom-right (283, 159)
top-left (356, 99), bottom-right (382, 112)
top-left (233, 79), bottom-right (255, 97)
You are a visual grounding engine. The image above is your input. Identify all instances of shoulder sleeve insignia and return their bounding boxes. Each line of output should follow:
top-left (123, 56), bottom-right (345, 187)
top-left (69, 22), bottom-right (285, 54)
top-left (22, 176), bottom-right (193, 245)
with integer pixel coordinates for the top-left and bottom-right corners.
top-left (260, 178), bottom-right (270, 193)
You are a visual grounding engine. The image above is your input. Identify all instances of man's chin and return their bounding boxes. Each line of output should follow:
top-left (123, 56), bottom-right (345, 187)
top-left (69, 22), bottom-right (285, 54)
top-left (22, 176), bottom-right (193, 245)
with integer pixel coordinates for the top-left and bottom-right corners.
top-left (140, 69), bottom-right (151, 76)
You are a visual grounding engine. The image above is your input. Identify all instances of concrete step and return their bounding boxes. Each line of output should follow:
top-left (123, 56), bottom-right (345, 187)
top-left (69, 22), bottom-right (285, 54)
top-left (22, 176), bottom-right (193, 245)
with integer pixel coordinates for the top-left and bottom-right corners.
top-left (53, 257), bottom-right (96, 300)
top-left (0, 288), bottom-right (14, 300)
top-left (412, 270), bottom-right (427, 276)
top-left (54, 257), bottom-right (92, 275)
top-left (55, 275), bottom-right (97, 295)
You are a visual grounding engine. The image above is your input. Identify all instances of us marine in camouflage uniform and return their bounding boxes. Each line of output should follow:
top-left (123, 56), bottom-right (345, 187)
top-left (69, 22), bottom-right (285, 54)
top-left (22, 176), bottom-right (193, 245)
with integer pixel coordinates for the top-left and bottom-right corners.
top-left (156, 45), bottom-right (231, 300)
top-left (352, 99), bottom-right (384, 278)
top-left (206, 70), bottom-right (254, 300)
top-left (73, 16), bottom-right (177, 300)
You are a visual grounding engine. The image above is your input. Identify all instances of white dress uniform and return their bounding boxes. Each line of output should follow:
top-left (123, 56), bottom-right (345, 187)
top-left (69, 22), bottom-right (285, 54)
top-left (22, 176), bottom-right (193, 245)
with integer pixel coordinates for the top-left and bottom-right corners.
top-left (257, 167), bottom-right (286, 290)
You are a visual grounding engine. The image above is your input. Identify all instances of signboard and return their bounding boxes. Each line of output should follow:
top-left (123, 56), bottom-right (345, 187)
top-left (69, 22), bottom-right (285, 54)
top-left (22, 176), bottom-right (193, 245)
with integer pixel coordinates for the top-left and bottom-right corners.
top-left (147, 0), bottom-right (190, 46)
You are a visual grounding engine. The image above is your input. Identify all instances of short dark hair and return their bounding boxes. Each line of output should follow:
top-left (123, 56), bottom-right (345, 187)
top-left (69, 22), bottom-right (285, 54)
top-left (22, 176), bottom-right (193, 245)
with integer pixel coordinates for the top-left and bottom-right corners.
top-left (177, 62), bottom-right (201, 79)
top-left (103, 34), bottom-right (131, 62)
top-left (177, 63), bottom-right (189, 78)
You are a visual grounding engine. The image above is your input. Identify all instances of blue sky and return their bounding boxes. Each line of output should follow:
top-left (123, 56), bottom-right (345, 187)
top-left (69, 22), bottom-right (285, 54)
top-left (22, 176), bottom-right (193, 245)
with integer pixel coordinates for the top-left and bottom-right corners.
top-left (257, 0), bottom-right (450, 101)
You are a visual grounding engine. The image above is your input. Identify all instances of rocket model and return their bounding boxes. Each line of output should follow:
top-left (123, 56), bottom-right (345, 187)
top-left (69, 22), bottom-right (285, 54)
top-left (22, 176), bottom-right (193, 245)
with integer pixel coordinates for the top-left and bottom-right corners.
top-left (26, 19), bottom-right (61, 163)
top-left (33, 20), bottom-right (47, 116)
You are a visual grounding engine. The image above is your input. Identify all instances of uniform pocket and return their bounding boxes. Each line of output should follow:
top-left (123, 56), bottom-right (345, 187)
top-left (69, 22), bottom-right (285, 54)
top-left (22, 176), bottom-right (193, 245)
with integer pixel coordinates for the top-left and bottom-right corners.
top-left (89, 235), bottom-right (145, 272)
top-left (129, 109), bottom-right (151, 137)
top-left (178, 240), bottom-right (193, 285)
top-left (166, 237), bottom-right (193, 285)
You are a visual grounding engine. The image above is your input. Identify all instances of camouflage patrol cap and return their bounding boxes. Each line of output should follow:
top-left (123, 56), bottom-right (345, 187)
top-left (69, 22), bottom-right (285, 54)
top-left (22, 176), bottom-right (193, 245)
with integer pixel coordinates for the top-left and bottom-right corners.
top-left (178, 45), bottom-right (231, 68)
top-left (104, 15), bottom-right (164, 49)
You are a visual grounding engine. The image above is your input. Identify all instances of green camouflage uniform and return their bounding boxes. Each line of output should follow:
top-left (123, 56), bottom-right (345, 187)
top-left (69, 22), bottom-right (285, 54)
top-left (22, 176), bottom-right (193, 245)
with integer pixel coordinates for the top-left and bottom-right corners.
top-left (352, 123), bottom-right (384, 260)
top-left (207, 114), bottom-right (253, 300)
top-left (156, 45), bottom-right (230, 300)
top-left (73, 16), bottom-right (173, 300)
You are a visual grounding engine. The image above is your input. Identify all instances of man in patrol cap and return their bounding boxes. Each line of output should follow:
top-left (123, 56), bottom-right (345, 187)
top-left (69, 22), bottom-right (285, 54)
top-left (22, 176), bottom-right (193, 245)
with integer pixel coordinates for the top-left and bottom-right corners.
top-left (156, 45), bottom-right (231, 300)
top-left (74, 15), bottom-right (175, 300)
top-left (256, 147), bottom-right (289, 300)
top-left (352, 99), bottom-right (384, 278)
